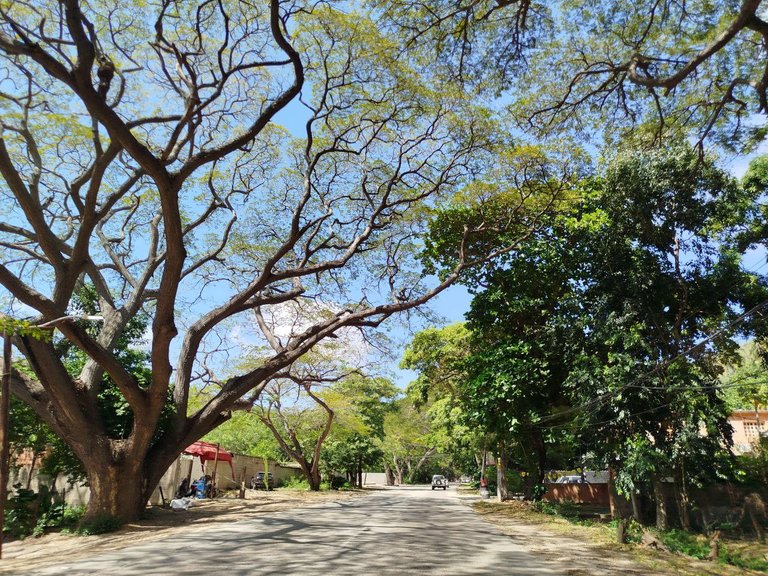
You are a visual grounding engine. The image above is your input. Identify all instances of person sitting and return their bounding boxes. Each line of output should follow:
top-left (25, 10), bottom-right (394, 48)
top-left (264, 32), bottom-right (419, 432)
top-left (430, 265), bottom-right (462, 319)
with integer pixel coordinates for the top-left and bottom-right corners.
top-left (176, 478), bottom-right (195, 498)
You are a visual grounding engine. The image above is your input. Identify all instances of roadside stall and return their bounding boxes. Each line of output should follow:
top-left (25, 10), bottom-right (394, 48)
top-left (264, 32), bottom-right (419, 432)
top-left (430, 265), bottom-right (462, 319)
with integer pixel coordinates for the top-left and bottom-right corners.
top-left (182, 441), bottom-right (235, 498)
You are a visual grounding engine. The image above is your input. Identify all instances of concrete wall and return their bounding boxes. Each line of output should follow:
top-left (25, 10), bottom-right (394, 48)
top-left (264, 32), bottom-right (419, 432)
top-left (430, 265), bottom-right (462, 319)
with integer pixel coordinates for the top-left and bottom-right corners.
top-left (8, 465), bottom-right (90, 508)
top-left (149, 454), bottom-right (303, 504)
top-left (8, 452), bottom-right (303, 508)
top-left (729, 410), bottom-right (768, 454)
top-left (362, 472), bottom-right (386, 486)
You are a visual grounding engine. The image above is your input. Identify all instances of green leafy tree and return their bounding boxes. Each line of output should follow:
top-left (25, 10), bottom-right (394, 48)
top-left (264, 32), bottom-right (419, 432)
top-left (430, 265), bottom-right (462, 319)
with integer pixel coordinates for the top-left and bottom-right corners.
top-left (563, 145), bottom-right (765, 529)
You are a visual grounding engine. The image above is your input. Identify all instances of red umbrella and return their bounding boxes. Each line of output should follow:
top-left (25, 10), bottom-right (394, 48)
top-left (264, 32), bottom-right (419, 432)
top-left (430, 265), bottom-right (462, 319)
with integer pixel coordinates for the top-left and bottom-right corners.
top-left (183, 441), bottom-right (235, 477)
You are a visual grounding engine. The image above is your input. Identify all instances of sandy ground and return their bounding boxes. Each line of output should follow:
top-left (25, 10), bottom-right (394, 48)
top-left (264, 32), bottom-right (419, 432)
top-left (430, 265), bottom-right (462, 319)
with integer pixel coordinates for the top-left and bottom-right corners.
top-left (0, 488), bottom-right (369, 574)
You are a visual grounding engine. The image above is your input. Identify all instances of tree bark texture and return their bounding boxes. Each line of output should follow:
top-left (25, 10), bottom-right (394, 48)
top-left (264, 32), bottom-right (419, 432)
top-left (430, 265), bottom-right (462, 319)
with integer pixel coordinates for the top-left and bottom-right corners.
top-left (496, 443), bottom-right (508, 502)
top-left (653, 477), bottom-right (669, 531)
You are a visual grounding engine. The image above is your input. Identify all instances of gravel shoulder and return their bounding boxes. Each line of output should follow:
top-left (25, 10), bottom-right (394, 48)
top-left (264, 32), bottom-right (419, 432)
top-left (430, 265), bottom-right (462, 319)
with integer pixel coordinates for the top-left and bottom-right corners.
top-left (0, 488), bottom-right (370, 574)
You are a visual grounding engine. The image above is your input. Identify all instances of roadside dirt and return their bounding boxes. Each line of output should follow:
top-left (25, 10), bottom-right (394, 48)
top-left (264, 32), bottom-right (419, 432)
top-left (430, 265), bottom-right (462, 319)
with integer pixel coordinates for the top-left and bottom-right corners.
top-left (0, 488), bottom-right (369, 574)
top-left (472, 499), bottom-right (764, 576)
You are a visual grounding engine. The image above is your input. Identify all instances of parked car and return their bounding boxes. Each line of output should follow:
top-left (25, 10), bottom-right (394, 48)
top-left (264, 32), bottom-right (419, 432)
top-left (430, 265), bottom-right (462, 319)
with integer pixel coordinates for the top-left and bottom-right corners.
top-left (431, 474), bottom-right (448, 490)
top-left (555, 475), bottom-right (588, 484)
top-left (250, 472), bottom-right (275, 490)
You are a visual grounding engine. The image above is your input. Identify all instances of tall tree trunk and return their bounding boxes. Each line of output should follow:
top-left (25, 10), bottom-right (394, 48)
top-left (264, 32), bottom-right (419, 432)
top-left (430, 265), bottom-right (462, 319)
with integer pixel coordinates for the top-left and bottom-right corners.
top-left (385, 464), bottom-right (394, 486)
top-left (607, 466), bottom-right (619, 520)
top-left (532, 430), bottom-right (547, 500)
top-left (496, 443), bottom-right (508, 502)
top-left (655, 479), bottom-right (669, 530)
top-left (630, 490), bottom-right (643, 524)
top-left (673, 467), bottom-right (691, 531)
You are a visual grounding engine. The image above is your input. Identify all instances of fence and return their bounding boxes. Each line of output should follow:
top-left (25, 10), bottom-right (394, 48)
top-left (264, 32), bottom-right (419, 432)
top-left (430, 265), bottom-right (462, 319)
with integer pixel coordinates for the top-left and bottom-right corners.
top-left (542, 483), bottom-right (610, 506)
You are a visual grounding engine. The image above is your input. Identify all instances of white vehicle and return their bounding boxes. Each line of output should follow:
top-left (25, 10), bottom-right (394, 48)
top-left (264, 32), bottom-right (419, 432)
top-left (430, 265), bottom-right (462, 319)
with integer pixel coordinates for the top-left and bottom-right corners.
top-left (555, 475), bottom-right (588, 484)
top-left (431, 474), bottom-right (448, 490)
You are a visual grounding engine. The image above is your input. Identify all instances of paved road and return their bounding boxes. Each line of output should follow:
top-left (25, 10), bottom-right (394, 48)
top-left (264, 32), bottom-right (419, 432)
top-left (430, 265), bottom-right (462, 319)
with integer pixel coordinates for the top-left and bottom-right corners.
top-left (26, 486), bottom-right (557, 575)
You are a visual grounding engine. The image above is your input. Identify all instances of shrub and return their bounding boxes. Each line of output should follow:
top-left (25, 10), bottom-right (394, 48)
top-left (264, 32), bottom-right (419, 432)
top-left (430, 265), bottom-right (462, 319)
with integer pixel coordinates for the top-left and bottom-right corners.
top-left (72, 514), bottom-right (122, 536)
top-left (532, 500), bottom-right (579, 519)
top-left (719, 545), bottom-right (768, 572)
top-left (329, 475), bottom-right (348, 490)
top-left (281, 476), bottom-right (310, 490)
top-left (658, 529), bottom-right (710, 560)
top-left (3, 483), bottom-right (70, 539)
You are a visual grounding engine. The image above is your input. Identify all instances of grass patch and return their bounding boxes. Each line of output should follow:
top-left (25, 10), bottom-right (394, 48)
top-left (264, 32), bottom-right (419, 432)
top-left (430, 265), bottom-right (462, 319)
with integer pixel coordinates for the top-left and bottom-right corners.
top-left (475, 499), bottom-right (768, 575)
top-left (658, 529), bottom-right (710, 560)
top-left (66, 513), bottom-right (122, 536)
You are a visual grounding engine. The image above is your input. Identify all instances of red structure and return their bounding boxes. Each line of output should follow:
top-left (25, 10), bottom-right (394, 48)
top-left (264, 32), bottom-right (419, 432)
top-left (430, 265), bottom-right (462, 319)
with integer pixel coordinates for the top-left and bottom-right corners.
top-left (183, 441), bottom-right (235, 476)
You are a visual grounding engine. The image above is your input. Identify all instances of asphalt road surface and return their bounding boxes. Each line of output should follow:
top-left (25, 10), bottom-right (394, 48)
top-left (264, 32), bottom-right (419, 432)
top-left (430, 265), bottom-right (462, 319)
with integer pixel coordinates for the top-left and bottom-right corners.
top-left (26, 486), bottom-right (560, 575)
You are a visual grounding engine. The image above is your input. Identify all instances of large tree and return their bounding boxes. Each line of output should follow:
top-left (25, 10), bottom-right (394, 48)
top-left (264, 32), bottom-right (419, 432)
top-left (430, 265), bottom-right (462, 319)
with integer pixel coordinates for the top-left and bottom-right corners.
top-left (0, 1), bottom-right (560, 522)
top-left (376, 1), bottom-right (768, 149)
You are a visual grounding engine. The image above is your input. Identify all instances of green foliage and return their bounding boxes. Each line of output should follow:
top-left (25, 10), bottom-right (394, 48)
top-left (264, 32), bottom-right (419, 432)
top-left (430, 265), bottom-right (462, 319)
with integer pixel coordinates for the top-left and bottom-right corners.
top-left (532, 500), bottom-right (579, 520)
top-left (322, 434), bottom-right (383, 479)
top-left (2, 483), bottom-right (80, 539)
top-left (203, 411), bottom-right (284, 460)
top-left (608, 518), bottom-right (644, 544)
top-left (658, 529), bottom-right (710, 560)
top-left (411, 141), bottom-right (766, 502)
top-left (0, 318), bottom-right (50, 341)
top-left (721, 342), bottom-right (768, 412)
top-left (325, 476), bottom-right (349, 490)
top-left (719, 545), bottom-right (768, 573)
top-left (53, 284), bottom-right (166, 443)
top-left (732, 437), bottom-right (768, 487)
top-left (280, 476), bottom-right (311, 490)
top-left (72, 514), bottom-right (122, 536)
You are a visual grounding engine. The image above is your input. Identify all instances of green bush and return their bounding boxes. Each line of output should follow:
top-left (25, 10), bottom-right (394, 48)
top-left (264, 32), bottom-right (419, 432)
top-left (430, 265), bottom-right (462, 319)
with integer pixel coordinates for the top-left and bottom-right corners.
top-left (532, 500), bottom-right (579, 519)
top-left (658, 529), bottom-right (710, 560)
top-left (72, 513), bottom-right (121, 536)
top-left (719, 545), bottom-right (768, 573)
top-left (328, 475), bottom-right (348, 490)
top-left (3, 484), bottom-right (84, 539)
top-left (280, 476), bottom-right (310, 490)
top-left (608, 518), bottom-right (643, 543)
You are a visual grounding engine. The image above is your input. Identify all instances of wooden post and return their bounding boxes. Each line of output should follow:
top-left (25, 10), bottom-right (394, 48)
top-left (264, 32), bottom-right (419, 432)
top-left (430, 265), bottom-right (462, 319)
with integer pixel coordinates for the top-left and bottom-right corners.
top-left (0, 331), bottom-right (12, 558)
top-left (211, 444), bottom-right (220, 497)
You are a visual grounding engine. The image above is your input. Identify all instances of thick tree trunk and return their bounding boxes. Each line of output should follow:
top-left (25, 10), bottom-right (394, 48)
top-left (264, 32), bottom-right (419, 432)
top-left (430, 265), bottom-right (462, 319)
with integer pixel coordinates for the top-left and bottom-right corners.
top-left (607, 467), bottom-right (619, 520)
top-left (84, 461), bottom-right (148, 524)
top-left (653, 477), bottom-right (669, 531)
top-left (308, 468), bottom-right (321, 491)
